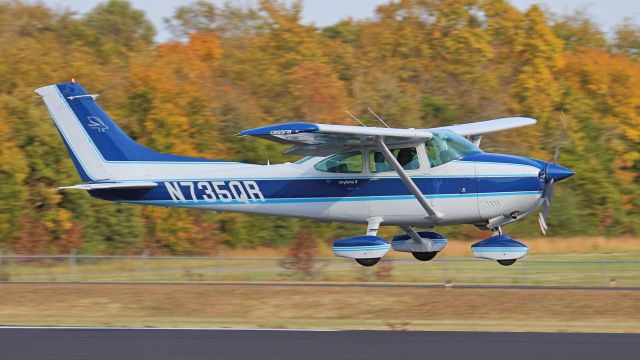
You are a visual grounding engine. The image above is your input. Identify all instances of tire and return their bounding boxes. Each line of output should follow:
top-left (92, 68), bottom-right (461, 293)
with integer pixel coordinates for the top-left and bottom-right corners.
top-left (412, 251), bottom-right (438, 261)
top-left (497, 259), bottom-right (517, 266)
top-left (355, 258), bottom-right (380, 267)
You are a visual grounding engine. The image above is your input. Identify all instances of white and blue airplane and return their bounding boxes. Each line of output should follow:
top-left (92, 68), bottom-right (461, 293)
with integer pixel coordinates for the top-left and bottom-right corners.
top-left (36, 81), bottom-right (574, 266)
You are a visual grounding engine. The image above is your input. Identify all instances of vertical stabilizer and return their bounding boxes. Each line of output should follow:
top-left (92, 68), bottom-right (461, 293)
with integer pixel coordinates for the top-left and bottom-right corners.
top-left (35, 82), bottom-right (229, 182)
top-left (35, 84), bottom-right (109, 181)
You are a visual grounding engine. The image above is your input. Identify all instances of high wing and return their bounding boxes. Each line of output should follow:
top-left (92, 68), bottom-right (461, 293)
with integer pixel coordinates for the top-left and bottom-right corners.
top-left (58, 181), bottom-right (158, 191)
top-left (240, 117), bottom-right (536, 222)
top-left (239, 122), bottom-right (433, 156)
top-left (239, 117), bottom-right (536, 155)
top-left (434, 117), bottom-right (536, 137)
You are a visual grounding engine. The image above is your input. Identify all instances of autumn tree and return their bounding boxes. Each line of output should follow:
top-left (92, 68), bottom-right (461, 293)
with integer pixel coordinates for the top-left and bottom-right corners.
top-left (1, 0), bottom-right (639, 252)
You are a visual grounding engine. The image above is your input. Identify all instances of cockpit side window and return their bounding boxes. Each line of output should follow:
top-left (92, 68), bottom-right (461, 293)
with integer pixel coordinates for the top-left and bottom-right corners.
top-left (425, 130), bottom-right (482, 167)
top-left (314, 151), bottom-right (363, 173)
top-left (370, 147), bottom-right (419, 173)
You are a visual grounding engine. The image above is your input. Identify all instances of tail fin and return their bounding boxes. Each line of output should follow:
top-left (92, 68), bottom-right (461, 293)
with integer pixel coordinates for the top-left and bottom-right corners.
top-left (35, 82), bottom-right (224, 181)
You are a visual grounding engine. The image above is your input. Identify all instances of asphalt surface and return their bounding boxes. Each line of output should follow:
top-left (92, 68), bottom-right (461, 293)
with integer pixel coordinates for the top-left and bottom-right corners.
top-left (0, 328), bottom-right (638, 360)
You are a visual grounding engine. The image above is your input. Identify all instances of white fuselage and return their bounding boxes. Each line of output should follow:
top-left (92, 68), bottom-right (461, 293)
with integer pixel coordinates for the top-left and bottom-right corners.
top-left (93, 144), bottom-right (545, 227)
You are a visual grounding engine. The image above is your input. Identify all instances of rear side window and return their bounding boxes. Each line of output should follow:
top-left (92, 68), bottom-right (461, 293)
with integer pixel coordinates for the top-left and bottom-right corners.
top-left (314, 151), bottom-right (363, 173)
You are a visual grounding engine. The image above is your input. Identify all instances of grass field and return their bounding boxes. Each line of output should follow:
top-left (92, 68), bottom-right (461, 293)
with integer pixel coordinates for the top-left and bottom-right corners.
top-left (1, 237), bottom-right (639, 287)
top-left (2, 253), bottom-right (639, 287)
top-left (1, 283), bottom-right (639, 333)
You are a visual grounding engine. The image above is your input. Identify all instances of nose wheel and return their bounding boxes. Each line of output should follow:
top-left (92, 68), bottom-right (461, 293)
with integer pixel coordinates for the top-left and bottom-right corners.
top-left (497, 259), bottom-right (517, 266)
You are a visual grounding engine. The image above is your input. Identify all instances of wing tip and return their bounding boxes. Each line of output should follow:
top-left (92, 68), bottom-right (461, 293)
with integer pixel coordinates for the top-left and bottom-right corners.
top-left (240, 122), bottom-right (320, 136)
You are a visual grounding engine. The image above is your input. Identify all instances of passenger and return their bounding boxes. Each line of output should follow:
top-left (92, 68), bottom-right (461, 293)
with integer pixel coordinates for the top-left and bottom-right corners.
top-left (373, 152), bottom-right (391, 172)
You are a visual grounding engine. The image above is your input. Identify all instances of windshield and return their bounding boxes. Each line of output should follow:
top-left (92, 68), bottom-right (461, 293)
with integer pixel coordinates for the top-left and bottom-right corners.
top-left (425, 130), bottom-right (482, 167)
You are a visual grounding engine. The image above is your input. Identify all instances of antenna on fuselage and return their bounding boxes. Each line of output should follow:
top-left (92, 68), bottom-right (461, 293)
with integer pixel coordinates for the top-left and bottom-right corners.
top-left (345, 110), bottom-right (367, 127)
top-left (265, 148), bottom-right (271, 166)
top-left (368, 108), bottom-right (390, 128)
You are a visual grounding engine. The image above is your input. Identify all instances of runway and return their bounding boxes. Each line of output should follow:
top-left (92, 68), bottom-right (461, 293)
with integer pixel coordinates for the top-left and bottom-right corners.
top-left (0, 327), bottom-right (638, 360)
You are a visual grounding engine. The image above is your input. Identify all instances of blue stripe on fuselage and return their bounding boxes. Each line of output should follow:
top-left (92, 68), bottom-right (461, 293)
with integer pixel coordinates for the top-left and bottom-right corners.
top-left (124, 192), bottom-right (542, 207)
top-left (89, 176), bottom-right (542, 203)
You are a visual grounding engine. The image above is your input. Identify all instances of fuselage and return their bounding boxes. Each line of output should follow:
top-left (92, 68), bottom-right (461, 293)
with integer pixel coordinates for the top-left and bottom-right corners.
top-left (89, 149), bottom-right (562, 227)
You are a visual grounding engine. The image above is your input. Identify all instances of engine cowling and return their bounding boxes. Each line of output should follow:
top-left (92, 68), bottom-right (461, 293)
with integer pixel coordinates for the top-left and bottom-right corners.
top-left (391, 231), bottom-right (448, 253)
top-left (471, 235), bottom-right (528, 261)
top-left (332, 236), bottom-right (390, 259)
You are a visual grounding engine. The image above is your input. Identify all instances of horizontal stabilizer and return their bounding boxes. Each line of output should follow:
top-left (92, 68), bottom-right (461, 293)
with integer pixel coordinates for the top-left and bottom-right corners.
top-left (58, 181), bottom-right (158, 191)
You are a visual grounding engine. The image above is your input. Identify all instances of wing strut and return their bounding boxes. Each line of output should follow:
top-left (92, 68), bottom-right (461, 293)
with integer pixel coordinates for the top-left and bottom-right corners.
top-left (375, 137), bottom-right (442, 221)
top-left (400, 226), bottom-right (424, 242)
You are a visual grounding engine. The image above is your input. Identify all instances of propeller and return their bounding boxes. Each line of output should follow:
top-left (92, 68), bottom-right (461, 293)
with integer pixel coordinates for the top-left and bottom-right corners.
top-left (538, 147), bottom-right (560, 235)
top-left (538, 112), bottom-right (571, 235)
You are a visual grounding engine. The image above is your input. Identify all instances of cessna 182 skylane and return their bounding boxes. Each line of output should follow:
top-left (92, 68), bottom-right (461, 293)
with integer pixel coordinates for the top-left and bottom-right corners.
top-left (36, 82), bottom-right (574, 266)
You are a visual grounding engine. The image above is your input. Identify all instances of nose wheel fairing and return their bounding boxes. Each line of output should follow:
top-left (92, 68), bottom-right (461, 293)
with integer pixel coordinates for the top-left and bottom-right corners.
top-left (471, 234), bottom-right (528, 264)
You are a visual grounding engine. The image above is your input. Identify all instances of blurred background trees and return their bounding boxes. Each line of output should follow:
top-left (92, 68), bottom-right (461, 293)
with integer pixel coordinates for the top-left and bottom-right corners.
top-left (0, 0), bottom-right (638, 253)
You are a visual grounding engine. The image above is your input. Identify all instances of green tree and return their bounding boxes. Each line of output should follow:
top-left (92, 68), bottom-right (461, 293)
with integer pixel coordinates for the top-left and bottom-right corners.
top-left (613, 17), bottom-right (640, 60)
top-left (551, 9), bottom-right (608, 51)
top-left (82, 0), bottom-right (156, 63)
top-left (0, 105), bottom-right (28, 242)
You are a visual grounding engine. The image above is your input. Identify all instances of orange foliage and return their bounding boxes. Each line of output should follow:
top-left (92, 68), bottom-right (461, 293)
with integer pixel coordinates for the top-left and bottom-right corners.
top-left (563, 48), bottom-right (640, 182)
top-left (128, 33), bottom-right (226, 157)
top-left (290, 63), bottom-right (348, 123)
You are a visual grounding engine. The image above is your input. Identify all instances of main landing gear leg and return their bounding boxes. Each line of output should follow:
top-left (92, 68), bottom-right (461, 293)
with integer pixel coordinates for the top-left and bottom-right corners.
top-left (355, 217), bottom-right (384, 267)
top-left (366, 217), bottom-right (383, 236)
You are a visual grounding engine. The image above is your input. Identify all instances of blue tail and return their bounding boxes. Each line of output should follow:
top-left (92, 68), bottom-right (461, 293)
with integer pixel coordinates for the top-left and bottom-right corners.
top-left (36, 82), bottom-right (230, 182)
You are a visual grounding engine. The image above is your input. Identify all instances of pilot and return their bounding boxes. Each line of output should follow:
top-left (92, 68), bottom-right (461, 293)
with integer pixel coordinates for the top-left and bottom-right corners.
top-left (396, 148), bottom-right (419, 170)
top-left (426, 135), bottom-right (455, 167)
top-left (434, 136), bottom-right (456, 163)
